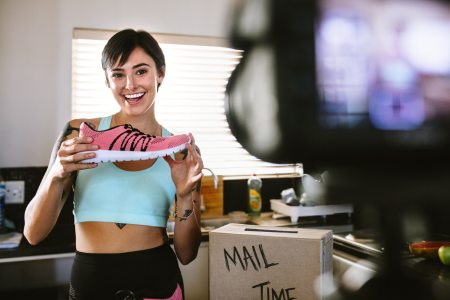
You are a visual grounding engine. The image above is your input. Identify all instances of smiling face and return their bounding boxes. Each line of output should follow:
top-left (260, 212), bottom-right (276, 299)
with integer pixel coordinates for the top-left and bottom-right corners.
top-left (106, 47), bottom-right (164, 117)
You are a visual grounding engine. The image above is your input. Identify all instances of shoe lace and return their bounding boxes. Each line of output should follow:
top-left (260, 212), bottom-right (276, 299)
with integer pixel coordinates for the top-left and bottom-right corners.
top-left (109, 124), bottom-right (157, 151)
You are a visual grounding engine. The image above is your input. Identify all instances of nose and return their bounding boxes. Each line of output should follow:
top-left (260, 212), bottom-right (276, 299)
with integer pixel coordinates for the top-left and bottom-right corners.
top-left (126, 74), bottom-right (136, 90)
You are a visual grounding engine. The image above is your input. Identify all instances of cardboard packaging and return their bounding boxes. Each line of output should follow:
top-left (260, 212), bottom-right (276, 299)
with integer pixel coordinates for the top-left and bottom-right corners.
top-left (209, 224), bottom-right (333, 300)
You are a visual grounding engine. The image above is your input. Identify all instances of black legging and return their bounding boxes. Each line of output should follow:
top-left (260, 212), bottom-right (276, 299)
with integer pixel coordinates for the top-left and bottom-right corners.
top-left (69, 243), bottom-right (184, 300)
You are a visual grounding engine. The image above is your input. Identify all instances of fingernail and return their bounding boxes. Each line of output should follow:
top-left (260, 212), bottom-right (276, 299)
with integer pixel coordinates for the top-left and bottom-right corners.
top-left (92, 145), bottom-right (99, 150)
top-left (87, 137), bottom-right (93, 142)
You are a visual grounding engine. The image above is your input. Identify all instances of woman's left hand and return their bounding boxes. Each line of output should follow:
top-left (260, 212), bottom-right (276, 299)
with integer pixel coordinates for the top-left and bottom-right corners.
top-left (163, 133), bottom-right (204, 198)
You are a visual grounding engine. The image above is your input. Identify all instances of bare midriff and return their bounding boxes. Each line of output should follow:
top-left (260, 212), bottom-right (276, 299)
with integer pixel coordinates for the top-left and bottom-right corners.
top-left (75, 222), bottom-right (167, 253)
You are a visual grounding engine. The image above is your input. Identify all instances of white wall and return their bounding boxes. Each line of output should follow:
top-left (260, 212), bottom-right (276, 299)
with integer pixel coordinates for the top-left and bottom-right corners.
top-left (0, 0), bottom-right (234, 167)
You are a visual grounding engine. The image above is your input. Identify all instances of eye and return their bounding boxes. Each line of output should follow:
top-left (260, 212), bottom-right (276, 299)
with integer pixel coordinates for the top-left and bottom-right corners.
top-left (111, 73), bottom-right (124, 79)
top-left (136, 69), bottom-right (148, 76)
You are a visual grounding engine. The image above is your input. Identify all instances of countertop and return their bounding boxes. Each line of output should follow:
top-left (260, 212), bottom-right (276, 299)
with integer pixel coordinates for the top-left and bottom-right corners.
top-left (0, 225), bottom-right (75, 261)
top-left (0, 223), bottom-right (212, 262)
top-left (2, 214), bottom-right (450, 295)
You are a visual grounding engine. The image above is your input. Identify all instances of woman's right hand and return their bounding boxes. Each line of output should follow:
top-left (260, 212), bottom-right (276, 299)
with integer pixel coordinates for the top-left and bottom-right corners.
top-left (53, 135), bottom-right (98, 179)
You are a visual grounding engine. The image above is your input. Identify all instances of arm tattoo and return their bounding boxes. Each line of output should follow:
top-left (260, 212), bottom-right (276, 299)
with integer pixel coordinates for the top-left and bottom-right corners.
top-left (48, 122), bottom-right (79, 167)
top-left (196, 179), bottom-right (202, 192)
top-left (181, 209), bottom-right (193, 221)
top-left (37, 122), bottom-right (80, 201)
top-left (174, 207), bottom-right (193, 222)
top-left (65, 124), bottom-right (79, 136)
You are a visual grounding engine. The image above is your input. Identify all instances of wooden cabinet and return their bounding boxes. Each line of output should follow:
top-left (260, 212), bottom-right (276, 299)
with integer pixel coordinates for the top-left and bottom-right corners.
top-left (176, 241), bottom-right (209, 300)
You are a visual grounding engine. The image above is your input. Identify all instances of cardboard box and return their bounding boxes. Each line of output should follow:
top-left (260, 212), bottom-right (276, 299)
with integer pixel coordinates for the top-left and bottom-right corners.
top-left (209, 224), bottom-right (333, 300)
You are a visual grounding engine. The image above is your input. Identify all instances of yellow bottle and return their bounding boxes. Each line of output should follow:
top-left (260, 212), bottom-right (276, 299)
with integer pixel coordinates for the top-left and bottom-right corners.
top-left (247, 174), bottom-right (262, 218)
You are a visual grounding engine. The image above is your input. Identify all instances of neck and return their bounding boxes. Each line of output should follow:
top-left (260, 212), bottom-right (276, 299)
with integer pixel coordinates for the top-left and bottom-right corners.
top-left (112, 113), bottom-right (161, 136)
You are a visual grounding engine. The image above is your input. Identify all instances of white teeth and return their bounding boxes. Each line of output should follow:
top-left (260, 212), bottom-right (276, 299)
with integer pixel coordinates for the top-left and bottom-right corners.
top-left (124, 92), bottom-right (144, 99)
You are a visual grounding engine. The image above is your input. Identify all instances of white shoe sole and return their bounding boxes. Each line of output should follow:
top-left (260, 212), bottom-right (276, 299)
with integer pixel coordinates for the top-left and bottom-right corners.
top-left (80, 143), bottom-right (187, 163)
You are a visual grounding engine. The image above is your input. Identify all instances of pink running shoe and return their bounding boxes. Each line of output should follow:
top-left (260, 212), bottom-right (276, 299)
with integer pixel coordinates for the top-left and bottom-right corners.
top-left (79, 122), bottom-right (190, 163)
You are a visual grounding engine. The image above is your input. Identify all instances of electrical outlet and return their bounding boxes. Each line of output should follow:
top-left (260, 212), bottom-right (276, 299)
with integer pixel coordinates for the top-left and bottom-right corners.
top-left (5, 181), bottom-right (25, 204)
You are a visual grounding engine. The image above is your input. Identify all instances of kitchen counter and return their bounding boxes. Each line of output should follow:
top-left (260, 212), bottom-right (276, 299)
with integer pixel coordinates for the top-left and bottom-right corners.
top-left (0, 226), bottom-right (75, 262)
top-left (0, 224), bottom-right (210, 298)
top-left (0, 212), bottom-right (435, 264)
top-left (0, 225), bottom-right (211, 263)
top-left (2, 214), bottom-right (450, 298)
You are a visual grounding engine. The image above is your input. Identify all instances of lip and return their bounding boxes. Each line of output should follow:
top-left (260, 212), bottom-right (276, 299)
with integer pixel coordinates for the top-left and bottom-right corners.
top-left (123, 92), bottom-right (146, 104)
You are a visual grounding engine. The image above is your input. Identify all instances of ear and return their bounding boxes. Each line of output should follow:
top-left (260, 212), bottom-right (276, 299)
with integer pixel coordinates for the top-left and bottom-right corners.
top-left (104, 75), bottom-right (110, 88)
top-left (157, 67), bottom-right (166, 84)
top-left (156, 67), bottom-right (165, 91)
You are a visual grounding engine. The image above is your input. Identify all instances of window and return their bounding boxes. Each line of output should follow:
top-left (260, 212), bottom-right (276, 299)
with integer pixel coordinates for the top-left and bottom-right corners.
top-left (72, 29), bottom-right (301, 177)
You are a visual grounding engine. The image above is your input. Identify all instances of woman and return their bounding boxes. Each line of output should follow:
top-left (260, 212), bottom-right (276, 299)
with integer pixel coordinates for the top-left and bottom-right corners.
top-left (24, 29), bottom-right (203, 300)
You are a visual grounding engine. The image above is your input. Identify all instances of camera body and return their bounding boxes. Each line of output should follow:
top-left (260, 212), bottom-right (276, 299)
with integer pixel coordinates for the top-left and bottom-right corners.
top-left (226, 0), bottom-right (450, 168)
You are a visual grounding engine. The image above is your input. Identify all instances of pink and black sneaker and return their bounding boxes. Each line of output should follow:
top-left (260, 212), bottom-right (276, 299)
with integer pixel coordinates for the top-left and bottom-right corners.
top-left (79, 122), bottom-right (190, 163)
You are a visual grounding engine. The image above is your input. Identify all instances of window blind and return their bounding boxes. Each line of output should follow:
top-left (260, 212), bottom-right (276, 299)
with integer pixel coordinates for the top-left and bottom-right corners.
top-left (72, 29), bottom-right (301, 177)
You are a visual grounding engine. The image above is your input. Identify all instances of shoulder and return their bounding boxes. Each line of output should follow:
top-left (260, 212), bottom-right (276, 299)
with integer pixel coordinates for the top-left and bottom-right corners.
top-left (68, 117), bottom-right (101, 129)
top-left (61, 118), bottom-right (101, 140)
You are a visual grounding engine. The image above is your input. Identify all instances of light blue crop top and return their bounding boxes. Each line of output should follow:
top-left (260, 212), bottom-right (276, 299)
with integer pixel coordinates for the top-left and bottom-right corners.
top-left (73, 115), bottom-right (176, 227)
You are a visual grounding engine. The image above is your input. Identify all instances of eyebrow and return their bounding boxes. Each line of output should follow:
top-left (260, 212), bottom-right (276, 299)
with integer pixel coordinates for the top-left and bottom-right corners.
top-left (111, 63), bottom-right (150, 72)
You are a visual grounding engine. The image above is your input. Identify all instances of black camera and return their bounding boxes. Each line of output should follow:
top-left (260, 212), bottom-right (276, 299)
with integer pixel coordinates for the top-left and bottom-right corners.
top-left (226, 0), bottom-right (450, 168)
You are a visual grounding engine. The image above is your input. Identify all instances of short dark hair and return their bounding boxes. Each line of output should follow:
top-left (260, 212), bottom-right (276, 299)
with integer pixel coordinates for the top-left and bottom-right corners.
top-left (101, 29), bottom-right (166, 73)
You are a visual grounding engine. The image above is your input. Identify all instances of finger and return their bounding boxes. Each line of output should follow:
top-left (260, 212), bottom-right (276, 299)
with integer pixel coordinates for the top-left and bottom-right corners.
top-left (163, 154), bottom-right (176, 167)
top-left (77, 136), bottom-right (95, 144)
top-left (188, 166), bottom-right (203, 185)
top-left (191, 172), bottom-right (203, 185)
top-left (189, 136), bottom-right (202, 161)
top-left (73, 151), bottom-right (97, 163)
top-left (63, 136), bottom-right (93, 147)
top-left (72, 163), bottom-right (98, 173)
top-left (188, 176), bottom-right (203, 193)
top-left (196, 154), bottom-right (204, 168)
top-left (186, 134), bottom-right (198, 158)
top-left (59, 146), bottom-right (97, 160)
top-left (183, 143), bottom-right (195, 163)
top-left (60, 141), bottom-right (96, 159)
top-left (191, 155), bottom-right (203, 170)
top-left (188, 132), bottom-right (196, 146)
top-left (196, 162), bottom-right (204, 174)
top-left (188, 133), bottom-right (201, 155)
top-left (71, 162), bottom-right (98, 171)
top-left (56, 148), bottom-right (97, 178)
top-left (192, 154), bottom-right (203, 172)
top-left (59, 154), bottom-right (78, 164)
top-left (60, 159), bottom-right (97, 175)
top-left (187, 142), bottom-right (202, 164)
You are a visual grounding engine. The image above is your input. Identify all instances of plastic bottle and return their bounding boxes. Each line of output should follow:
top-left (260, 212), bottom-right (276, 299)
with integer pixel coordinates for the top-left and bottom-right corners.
top-left (247, 174), bottom-right (262, 218)
top-left (0, 174), bottom-right (6, 232)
